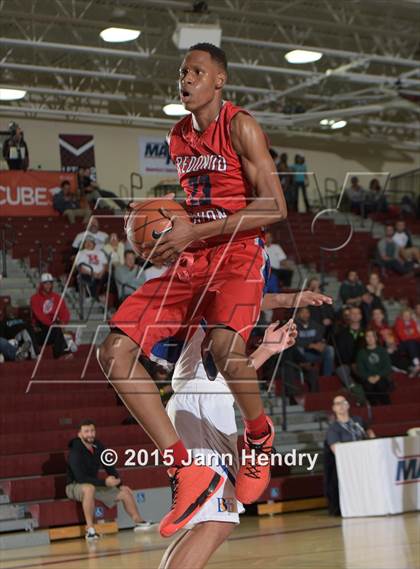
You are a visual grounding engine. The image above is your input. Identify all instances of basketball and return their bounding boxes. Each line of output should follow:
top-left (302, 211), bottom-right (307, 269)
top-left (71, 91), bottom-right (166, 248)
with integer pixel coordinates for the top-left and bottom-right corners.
top-left (125, 199), bottom-right (190, 256)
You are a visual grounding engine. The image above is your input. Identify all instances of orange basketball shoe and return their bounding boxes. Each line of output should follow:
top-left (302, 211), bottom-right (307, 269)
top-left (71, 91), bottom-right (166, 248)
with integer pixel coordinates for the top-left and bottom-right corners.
top-left (235, 416), bottom-right (275, 504)
top-left (159, 464), bottom-right (223, 537)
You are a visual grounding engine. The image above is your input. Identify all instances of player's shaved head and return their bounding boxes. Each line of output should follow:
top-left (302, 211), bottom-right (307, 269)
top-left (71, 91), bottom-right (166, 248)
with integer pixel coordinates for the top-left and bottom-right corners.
top-left (188, 43), bottom-right (228, 73)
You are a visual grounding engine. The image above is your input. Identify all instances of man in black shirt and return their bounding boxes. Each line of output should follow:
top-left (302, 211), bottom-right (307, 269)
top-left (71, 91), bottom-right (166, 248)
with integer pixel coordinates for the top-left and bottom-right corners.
top-left (66, 419), bottom-right (153, 539)
top-left (296, 307), bottom-right (334, 375)
top-left (324, 394), bottom-right (375, 516)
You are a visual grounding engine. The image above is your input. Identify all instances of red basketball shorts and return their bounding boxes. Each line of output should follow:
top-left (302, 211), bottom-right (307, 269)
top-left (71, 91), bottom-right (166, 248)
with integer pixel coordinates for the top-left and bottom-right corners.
top-left (110, 237), bottom-right (269, 357)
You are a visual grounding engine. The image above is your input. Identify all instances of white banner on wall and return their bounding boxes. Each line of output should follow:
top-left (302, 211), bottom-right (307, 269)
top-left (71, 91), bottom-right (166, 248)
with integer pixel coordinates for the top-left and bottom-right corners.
top-left (336, 436), bottom-right (420, 517)
top-left (138, 135), bottom-right (176, 175)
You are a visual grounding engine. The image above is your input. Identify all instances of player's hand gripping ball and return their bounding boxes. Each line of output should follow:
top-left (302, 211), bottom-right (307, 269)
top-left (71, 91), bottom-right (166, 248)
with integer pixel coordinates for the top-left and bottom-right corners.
top-left (125, 199), bottom-right (191, 264)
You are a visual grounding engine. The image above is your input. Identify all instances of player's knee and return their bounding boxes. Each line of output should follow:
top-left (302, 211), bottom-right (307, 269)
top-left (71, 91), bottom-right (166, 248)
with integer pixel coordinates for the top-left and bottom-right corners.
top-left (97, 337), bottom-right (113, 370)
top-left (81, 484), bottom-right (95, 498)
top-left (97, 333), bottom-right (129, 375)
top-left (198, 521), bottom-right (235, 543)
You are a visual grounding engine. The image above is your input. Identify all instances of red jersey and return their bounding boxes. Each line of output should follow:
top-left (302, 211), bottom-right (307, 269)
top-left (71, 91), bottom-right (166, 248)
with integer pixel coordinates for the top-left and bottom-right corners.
top-left (168, 100), bottom-right (261, 244)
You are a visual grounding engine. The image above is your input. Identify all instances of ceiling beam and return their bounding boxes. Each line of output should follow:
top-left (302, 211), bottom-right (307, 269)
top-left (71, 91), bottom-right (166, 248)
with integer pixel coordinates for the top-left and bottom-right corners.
top-left (0, 37), bottom-right (150, 59)
top-left (223, 36), bottom-right (420, 68)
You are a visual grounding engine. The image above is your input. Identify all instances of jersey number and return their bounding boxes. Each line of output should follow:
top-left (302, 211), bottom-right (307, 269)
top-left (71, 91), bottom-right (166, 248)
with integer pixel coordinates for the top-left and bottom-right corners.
top-left (188, 175), bottom-right (212, 206)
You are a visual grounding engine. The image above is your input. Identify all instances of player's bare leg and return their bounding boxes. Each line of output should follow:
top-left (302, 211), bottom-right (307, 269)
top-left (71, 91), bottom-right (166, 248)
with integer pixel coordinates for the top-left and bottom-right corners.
top-left (98, 332), bottom-right (179, 450)
top-left (205, 327), bottom-right (275, 503)
top-left (97, 332), bottom-right (223, 537)
top-left (205, 327), bottom-right (264, 418)
top-left (159, 522), bottom-right (235, 569)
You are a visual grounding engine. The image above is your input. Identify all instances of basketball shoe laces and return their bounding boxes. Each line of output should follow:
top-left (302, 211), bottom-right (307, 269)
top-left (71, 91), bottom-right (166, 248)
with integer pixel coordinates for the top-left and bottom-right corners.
top-left (169, 468), bottom-right (180, 508)
top-left (243, 434), bottom-right (275, 480)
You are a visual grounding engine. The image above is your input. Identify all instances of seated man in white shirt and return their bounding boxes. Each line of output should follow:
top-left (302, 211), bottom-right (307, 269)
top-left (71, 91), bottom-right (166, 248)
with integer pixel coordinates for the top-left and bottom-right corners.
top-left (265, 231), bottom-right (294, 289)
top-left (159, 289), bottom-right (332, 569)
top-left (72, 218), bottom-right (109, 253)
top-left (393, 220), bottom-right (420, 265)
top-left (76, 236), bottom-right (109, 298)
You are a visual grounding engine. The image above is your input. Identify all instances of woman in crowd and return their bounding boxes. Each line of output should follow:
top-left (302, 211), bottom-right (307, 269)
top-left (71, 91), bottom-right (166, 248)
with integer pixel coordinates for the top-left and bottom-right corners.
top-left (356, 329), bottom-right (392, 405)
top-left (103, 233), bottom-right (125, 266)
top-left (394, 308), bottom-right (420, 377)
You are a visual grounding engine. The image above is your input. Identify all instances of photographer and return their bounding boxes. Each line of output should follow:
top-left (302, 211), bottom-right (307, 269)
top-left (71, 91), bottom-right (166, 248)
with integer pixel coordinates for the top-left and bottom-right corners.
top-left (2, 121), bottom-right (29, 170)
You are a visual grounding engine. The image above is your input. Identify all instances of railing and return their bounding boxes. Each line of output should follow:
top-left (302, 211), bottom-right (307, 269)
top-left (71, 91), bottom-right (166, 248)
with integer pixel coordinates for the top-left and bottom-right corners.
top-left (0, 223), bottom-right (16, 278)
top-left (35, 242), bottom-right (55, 277)
top-left (388, 167), bottom-right (420, 200)
top-left (130, 172), bottom-right (143, 200)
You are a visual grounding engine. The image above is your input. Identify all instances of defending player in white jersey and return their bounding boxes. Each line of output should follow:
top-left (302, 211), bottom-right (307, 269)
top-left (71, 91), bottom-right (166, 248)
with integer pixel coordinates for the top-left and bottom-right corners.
top-left (159, 290), bottom-right (332, 569)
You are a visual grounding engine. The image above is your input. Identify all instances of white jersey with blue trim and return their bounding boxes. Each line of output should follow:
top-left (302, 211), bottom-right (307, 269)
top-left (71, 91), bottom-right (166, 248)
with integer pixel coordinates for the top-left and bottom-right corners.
top-left (171, 327), bottom-right (231, 394)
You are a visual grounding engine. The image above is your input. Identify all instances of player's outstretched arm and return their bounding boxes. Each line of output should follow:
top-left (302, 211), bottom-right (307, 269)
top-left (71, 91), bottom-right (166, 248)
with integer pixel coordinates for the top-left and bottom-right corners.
top-left (261, 291), bottom-right (333, 311)
top-left (249, 319), bottom-right (297, 370)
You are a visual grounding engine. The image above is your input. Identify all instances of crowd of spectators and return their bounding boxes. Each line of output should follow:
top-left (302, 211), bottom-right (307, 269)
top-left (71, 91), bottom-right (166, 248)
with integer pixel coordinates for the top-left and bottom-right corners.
top-left (261, 234), bottom-right (420, 406)
top-left (52, 166), bottom-right (126, 223)
top-left (376, 222), bottom-right (419, 274)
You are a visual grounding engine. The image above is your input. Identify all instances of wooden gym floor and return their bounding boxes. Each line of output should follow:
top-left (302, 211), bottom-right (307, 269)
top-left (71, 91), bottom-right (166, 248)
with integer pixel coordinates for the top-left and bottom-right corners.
top-left (1, 510), bottom-right (419, 569)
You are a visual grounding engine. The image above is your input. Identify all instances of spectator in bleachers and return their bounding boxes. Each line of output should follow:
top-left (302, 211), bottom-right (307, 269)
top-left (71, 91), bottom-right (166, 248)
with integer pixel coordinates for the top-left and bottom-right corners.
top-left (76, 237), bottom-right (109, 298)
top-left (30, 273), bottom-right (71, 359)
top-left (53, 180), bottom-right (90, 224)
top-left (103, 233), bottom-right (125, 266)
top-left (394, 308), bottom-right (420, 376)
top-left (393, 220), bottom-right (420, 266)
top-left (338, 270), bottom-right (380, 322)
top-left (0, 336), bottom-right (31, 363)
top-left (307, 277), bottom-right (335, 340)
top-left (356, 330), bottom-right (392, 405)
top-left (0, 305), bottom-right (38, 359)
top-left (334, 306), bottom-right (366, 390)
top-left (296, 307), bottom-right (334, 376)
top-left (2, 122), bottom-right (29, 170)
top-left (367, 178), bottom-right (388, 213)
top-left (366, 272), bottom-right (384, 302)
top-left (415, 303), bottom-right (420, 331)
top-left (114, 251), bottom-right (146, 302)
top-left (369, 307), bottom-right (392, 345)
top-left (66, 419), bottom-right (153, 540)
top-left (338, 270), bottom-right (366, 307)
top-left (265, 231), bottom-right (294, 288)
top-left (277, 152), bottom-right (295, 211)
top-left (291, 154), bottom-right (310, 212)
top-left (78, 167), bottom-right (126, 211)
top-left (382, 328), bottom-right (413, 376)
top-left (72, 218), bottom-right (109, 253)
top-left (346, 176), bottom-right (366, 216)
top-left (324, 394), bottom-right (374, 516)
top-left (377, 225), bottom-right (411, 274)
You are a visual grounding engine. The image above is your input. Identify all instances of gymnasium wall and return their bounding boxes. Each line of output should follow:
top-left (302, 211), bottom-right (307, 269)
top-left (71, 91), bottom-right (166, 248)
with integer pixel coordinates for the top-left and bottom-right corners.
top-left (2, 116), bottom-right (418, 200)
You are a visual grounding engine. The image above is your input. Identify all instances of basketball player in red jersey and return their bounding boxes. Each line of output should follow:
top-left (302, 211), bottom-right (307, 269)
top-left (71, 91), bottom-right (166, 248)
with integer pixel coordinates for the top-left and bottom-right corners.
top-left (98, 43), bottom-right (287, 538)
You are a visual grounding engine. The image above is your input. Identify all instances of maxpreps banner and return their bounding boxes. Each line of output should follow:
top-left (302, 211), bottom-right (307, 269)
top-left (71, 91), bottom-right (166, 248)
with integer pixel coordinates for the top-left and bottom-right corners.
top-left (336, 435), bottom-right (420, 517)
top-left (0, 170), bottom-right (77, 216)
top-left (138, 135), bottom-right (176, 175)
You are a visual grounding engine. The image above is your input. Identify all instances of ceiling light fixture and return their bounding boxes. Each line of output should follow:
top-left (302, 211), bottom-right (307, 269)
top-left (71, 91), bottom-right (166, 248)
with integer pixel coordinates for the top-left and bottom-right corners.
top-left (99, 27), bottom-right (140, 43)
top-left (330, 119), bottom-right (348, 130)
top-left (285, 49), bottom-right (323, 64)
top-left (0, 88), bottom-right (27, 101)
